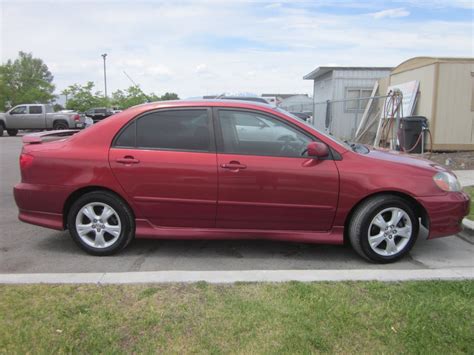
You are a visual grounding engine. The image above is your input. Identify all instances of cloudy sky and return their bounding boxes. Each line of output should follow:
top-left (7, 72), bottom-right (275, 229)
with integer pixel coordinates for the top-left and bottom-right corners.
top-left (1, 0), bottom-right (473, 99)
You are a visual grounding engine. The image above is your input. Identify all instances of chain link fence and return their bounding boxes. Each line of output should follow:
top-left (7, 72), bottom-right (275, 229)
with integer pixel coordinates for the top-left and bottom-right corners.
top-left (312, 95), bottom-right (390, 143)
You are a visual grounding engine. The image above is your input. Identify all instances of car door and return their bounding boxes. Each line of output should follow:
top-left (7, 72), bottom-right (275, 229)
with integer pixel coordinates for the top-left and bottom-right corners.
top-left (6, 105), bottom-right (28, 129)
top-left (109, 108), bottom-right (218, 228)
top-left (214, 108), bottom-right (339, 231)
top-left (26, 105), bottom-right (45, 128)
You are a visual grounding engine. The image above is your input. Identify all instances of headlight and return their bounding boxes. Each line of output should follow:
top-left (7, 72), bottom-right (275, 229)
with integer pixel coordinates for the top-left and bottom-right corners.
top-left (433, 172), bottom-right (462, 192)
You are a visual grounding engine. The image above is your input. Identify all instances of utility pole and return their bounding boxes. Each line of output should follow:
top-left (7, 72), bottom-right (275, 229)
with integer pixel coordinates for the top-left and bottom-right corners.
top-left (101, 53), bottom-right (108, 100)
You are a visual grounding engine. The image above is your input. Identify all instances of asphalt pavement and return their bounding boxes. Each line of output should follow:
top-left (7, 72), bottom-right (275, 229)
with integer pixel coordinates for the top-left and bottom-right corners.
top-left (1, 135), bottom-right (473, 275)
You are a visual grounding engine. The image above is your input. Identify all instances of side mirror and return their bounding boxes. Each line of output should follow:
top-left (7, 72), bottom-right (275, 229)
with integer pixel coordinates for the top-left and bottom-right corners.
top-left (307, 142), bottom-right (329, 158)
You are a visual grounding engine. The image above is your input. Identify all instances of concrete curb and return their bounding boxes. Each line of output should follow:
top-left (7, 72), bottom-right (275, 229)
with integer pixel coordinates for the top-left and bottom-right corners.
top-left (0, 268), bottom-right (473, 284)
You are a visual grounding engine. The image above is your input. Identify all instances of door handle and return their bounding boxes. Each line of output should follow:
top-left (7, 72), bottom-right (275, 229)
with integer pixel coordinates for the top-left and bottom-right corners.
top-left (116, 156), bottom-right (140, 164)
top-left (220, 161), bottom-right (247, 170)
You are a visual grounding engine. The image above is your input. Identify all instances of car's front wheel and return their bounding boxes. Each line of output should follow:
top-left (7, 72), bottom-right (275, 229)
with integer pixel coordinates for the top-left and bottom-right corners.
top-left (349, 195), bottom-right (419, 263)
top-left (67, 191), bottom-right (135, 255)
top-left (7, 129), bottom-right (18, 136)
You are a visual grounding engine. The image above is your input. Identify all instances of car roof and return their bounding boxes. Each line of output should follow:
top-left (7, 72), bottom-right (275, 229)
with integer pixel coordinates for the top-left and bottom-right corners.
top-left (132, 99), bottom-right (276, 111)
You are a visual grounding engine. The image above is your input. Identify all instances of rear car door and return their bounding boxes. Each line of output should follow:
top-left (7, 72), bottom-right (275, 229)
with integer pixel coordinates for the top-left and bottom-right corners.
top-left (26, 105), bottom-right (45, 128)
top-left (214, 108), bottom-right (339, 231)
top-left (109, 108), bottom-right (218, 228)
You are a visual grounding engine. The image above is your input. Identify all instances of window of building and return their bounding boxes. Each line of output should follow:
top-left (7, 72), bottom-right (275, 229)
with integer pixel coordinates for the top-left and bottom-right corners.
top-left (345, 88), bottom-right (373, 112)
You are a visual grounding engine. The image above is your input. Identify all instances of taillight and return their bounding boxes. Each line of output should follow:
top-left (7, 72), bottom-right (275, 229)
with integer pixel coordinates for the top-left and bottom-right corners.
top-left (19, 153), bottom-right (34, 170)
top-left (73, 114), bottom-right (81, 121)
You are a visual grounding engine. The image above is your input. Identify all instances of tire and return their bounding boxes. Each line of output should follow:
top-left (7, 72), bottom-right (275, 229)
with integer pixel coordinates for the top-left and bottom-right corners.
top-left (67, 191), bottom-right (135, 256)
top-left (348, 195), bottom-right (419, 263)
top-left (0, 124), bottom-right (4, 137)
top-left (53, 121), bottom-right (68, 130)
top-left (7, 129), bottom-right (18, 136)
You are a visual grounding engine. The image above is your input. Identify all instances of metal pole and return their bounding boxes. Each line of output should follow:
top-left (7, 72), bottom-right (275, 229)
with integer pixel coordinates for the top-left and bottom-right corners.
top-left (101, 53), bottom-right (108, 100)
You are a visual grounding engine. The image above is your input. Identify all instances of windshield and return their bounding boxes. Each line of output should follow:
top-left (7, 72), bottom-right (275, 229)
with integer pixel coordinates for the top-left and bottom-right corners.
top-left (276, 108), bottom-right (352, 150)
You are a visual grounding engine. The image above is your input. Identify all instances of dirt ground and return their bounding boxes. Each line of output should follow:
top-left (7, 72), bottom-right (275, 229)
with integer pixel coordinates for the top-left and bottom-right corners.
top-left (417, 151), bottom-right (474, 170)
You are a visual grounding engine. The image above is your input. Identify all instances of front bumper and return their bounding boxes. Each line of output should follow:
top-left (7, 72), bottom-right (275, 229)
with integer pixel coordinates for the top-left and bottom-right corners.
top-left (418, 191), bottom-right (470, 239)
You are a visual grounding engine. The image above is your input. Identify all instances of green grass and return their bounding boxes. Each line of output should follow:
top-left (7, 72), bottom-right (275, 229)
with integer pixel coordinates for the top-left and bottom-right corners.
top-left (464, 186), bottom-right (474, 221)
top-left (1, 281), bottom-right (473, 354)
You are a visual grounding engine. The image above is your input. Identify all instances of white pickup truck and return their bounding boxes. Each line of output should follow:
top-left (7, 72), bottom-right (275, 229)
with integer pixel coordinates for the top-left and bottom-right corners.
top-left (0, 104), bottom-right (86, 137)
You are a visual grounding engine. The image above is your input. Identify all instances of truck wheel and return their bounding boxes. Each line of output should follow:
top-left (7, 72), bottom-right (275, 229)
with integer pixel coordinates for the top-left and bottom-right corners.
top-left (7, 129), bottom-right (18, 137)
top-left (53, 121), bottom-right (68, 130)
top-left (0, 124), bottom-right (4, 137)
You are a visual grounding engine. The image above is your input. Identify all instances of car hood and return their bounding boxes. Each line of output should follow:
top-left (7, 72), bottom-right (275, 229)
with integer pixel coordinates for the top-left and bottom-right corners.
top-left (362, 146), bottom-right (447, 173)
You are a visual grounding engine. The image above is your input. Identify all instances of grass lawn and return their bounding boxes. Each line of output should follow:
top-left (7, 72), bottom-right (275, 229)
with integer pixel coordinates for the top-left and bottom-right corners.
top-left (464, 186), bottom-right (474, 221)
top-left (1, 281), bottom-right (473, 353)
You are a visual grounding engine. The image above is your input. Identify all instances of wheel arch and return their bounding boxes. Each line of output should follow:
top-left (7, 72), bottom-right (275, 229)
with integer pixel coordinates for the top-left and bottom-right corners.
top-left (62, 186), bottom-right (135, 229)
top-left (53, 119), bottom-right (69, 128)
top-left (343, 191), bottom-right (430, 244)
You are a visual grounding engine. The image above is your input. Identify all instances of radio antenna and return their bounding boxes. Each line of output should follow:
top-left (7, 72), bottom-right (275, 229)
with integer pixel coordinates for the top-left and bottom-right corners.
top-left (123, 70), bottom-right (151, 102)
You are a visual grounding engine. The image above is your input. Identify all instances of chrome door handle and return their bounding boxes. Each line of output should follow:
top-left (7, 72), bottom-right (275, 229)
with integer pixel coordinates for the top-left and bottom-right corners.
top-left (116, 156), bottom-right (140, 164)
top-left (220, 162), bottom-right (247, 170)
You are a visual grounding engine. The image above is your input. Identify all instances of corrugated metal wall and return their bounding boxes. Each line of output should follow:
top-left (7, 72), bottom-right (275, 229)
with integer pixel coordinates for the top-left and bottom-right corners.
top-left (312, 69), bottom-right (391, 138)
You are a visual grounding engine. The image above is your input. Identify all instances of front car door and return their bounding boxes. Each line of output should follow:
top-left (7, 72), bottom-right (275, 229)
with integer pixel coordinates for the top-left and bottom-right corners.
top-left (109, 108), bottom-right (218, 228)
top-left (214, 108), bottom-right (339, 231)
top-left (6, 105), bottom-right (28, 129)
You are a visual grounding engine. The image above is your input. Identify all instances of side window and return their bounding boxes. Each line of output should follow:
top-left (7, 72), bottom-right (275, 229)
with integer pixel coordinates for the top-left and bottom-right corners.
top-left (115, 121), bottom-right (136, 147)
top-left (120, 109), bottom-right (212, 151)
top-left (29, 106), bottom-right (43, 114)
top-left (10, 106), bottom-right (27, 115)
top-left (218, 110), bottom-right (312, 157)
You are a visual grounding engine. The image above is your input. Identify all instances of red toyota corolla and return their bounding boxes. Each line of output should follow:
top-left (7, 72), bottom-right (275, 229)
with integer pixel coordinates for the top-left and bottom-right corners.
top-left (14, 100), bottom-right (470, 262)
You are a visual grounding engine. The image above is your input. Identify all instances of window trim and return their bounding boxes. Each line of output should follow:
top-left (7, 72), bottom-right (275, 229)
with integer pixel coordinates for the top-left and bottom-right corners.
top-left (212, 107), bottom-right (334, 160)
top-left (112, 107), bottom-right (216, 154)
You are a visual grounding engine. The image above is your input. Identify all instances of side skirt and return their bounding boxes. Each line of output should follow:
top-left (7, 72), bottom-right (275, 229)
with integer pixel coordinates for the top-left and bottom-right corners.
top-left (135, 219), bottom-right (344, 244)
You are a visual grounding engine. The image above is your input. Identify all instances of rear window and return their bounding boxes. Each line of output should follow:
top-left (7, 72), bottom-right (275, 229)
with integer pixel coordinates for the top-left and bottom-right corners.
top-left (29, 106), bottom-right (43, 114)
top-left (113, 109), bottom-right (212, 152)
top-left (115, 121), bottom-right (136, 147)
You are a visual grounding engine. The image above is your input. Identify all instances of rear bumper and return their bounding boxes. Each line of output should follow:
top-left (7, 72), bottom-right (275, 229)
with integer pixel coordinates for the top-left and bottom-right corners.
top-left (14, 182), bottom-right (70, 230)
top-left (18, 209), bottom-right (64, 230)
top-left (418, 191), bottom-right (470, 239)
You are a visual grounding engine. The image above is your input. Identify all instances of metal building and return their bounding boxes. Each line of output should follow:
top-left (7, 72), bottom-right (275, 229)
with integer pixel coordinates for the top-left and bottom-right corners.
top-left (303, 66), bottom-right (392, 139)
top-left (389, 57), bottom-right (474, 151)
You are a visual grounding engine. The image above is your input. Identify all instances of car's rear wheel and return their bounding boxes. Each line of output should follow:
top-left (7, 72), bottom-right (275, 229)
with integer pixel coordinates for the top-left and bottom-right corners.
top-left (67, 191), bottom-right (135, 255)
top-left (53, 121), bottom-right (68, 130)
top-left (349, 195), bottom-right (419, 263)
top-left (0, 123), bottom-right (4, 137)
top-left (7, 129), bottom-right (18, 136)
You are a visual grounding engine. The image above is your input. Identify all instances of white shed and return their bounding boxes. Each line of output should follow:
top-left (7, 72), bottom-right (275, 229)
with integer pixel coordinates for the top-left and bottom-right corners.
top-left (303, 66), bottom-right (392, 139)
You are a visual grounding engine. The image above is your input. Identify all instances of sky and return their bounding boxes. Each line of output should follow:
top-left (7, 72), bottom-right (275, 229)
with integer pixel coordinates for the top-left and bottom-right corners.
top-left (1, 0), bottom-right (473, 100)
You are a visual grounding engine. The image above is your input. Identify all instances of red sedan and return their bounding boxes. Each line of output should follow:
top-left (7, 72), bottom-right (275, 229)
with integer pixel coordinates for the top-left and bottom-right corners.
top-left (14, 100), bottom-right (470, 262)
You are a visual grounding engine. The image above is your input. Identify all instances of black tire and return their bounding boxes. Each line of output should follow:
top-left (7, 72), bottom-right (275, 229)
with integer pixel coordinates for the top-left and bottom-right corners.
top-left (0, 123), bottom-right (4, 137)
top-left (53, 121), bottom-right (68, 130)
top-left (67, 191), bottom-right (135, 256)
top-left (348, 195), bottom-right (419, 263)
top-left (7, 129), bottom-right (18, 136)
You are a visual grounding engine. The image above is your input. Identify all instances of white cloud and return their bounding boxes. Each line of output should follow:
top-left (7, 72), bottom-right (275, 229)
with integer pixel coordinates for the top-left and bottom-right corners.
top-left (1, 1), bottom-right (472, 98)
top-left (369, 7), bottom-right (410, 19)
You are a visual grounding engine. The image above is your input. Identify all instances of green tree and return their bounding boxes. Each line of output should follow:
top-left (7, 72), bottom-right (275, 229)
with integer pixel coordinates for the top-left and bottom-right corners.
top-left (110, 85), bottom-right (163, 109)
top-left (0, 51), bottom-right (56, 111)
top-left (160, 92), bottom-right (179, 101)
top-left (63, 81), bottom-right (107, 112)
